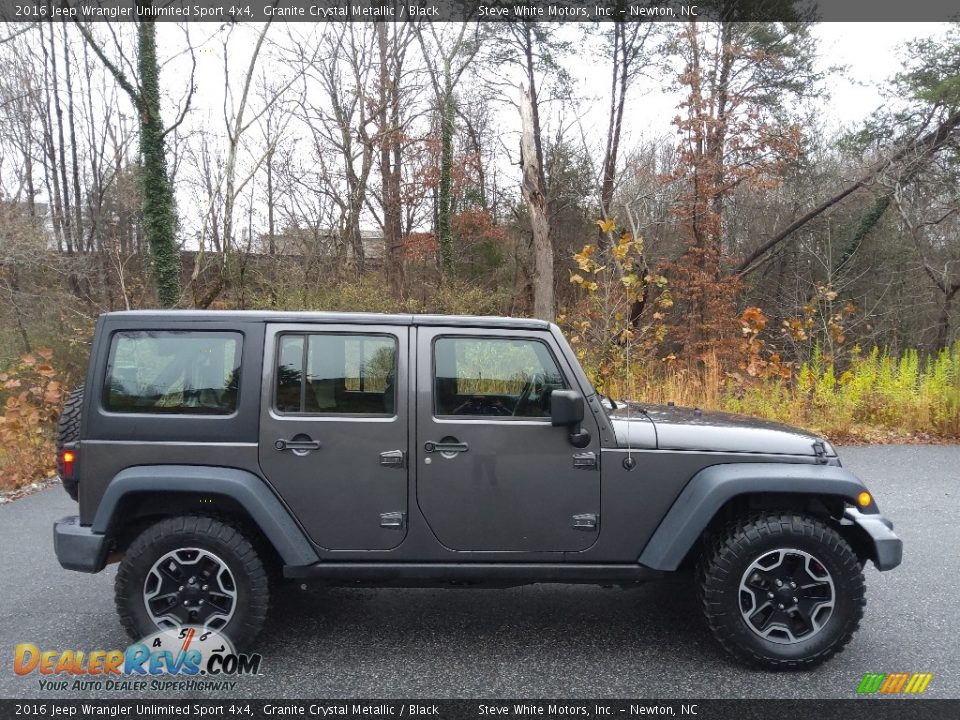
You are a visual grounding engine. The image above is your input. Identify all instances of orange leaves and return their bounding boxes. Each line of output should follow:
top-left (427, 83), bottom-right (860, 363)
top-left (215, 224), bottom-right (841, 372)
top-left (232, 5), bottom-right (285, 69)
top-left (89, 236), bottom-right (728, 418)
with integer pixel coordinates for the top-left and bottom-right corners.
top-left (0, 349), bottom-right (67, 492)
top-left (783, 316), bottom-right (813, 342)
top-left (740, 306), bottom-right (767, 333)
top-left (450, 209), bottom-right (508, 245)
top-left (783, 285), bottom-right (857, 350)
top-left (737, 308), bottom-right (792, 381)
top-left (402, 232), bottom-right (438, 262)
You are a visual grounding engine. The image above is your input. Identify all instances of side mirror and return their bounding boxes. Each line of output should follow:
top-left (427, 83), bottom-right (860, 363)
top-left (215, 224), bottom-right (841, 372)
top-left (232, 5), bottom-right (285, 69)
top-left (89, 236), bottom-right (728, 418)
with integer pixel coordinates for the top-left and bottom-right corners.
top-left (551, 390), bottom-right (584, 427)
top-left (551, 390), bottom-right (591, 449)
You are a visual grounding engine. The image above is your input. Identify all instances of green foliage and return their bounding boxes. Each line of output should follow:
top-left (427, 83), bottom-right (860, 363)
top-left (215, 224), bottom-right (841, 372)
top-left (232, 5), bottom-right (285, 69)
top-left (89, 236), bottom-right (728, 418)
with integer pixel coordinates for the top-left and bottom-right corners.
top-left (851, 24), bottom-right (960, 150)
top-left (725, 342), bottom-right (960, 440)
top-left (136, 16), bottom-right (181, 308)
top-left (894, 25), bottom-right (960, 111)
top-left (437, 90), bottom-right (456, 273)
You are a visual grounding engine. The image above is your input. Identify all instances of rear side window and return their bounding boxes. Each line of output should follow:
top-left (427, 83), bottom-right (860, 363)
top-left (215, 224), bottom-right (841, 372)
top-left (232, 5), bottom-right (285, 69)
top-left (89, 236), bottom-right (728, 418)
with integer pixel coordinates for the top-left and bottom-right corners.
top-left (275, 333), bottom-right (397, 416)
top-left (104, 331), bottom-right (241, 415)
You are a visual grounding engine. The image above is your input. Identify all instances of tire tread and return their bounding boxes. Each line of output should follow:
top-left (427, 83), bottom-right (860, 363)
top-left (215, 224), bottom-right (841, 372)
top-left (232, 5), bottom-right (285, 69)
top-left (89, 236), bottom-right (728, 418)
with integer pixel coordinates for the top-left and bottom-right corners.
top-left (697, 512), bottom-right (865, 670)
top-left (115, 515), bottom-right (270, 650)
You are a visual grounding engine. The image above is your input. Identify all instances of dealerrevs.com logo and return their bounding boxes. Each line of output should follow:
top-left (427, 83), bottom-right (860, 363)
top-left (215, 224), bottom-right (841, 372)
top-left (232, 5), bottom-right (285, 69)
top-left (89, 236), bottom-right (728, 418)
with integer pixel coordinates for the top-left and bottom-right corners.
top-left (856, 672), bottom-right (934, 695)
top-left (13, 626), bottom-right (262, 692)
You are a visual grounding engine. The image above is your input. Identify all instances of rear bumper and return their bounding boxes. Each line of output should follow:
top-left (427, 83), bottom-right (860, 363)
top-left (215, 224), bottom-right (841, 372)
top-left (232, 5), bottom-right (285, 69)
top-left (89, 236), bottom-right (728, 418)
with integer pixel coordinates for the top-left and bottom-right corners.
top-left (844, 508), bottom-right (903, 571)
top-left (53, 515), bottom-right (108, 573)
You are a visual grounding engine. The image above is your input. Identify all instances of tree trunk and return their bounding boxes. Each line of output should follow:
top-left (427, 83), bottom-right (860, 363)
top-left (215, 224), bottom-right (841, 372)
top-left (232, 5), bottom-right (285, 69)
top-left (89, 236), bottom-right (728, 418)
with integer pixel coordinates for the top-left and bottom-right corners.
top-left (599, 22), bottom-right (628, 246)
top-left (437, 76), bottom-right (456, 273)
top-left (519, 82), bottom-right (553, 321)
top-left (934, 288), bottom-right (958, 351)
top-left (136, 11), bottom-right (181, 307)
top-left (47, 22), bottom-right (74, 254)
top-left (266, 147), bottom-right (275, 255)
top-left (377, 22), bottom-right (404, 298)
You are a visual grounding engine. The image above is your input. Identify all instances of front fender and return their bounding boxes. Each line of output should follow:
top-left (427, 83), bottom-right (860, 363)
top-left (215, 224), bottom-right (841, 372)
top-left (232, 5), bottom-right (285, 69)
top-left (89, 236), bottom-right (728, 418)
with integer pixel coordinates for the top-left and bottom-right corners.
top-left (637, 462), bottom-right (873, 571)
top-left (92, 465), bottom-right (320, 567)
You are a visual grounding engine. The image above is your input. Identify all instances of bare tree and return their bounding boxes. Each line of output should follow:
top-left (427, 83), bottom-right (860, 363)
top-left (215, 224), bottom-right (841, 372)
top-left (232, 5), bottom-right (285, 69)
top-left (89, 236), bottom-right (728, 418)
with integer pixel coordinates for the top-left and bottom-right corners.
top-left (296, 25), bottom-right (379, 277)
top-left (375, 21), bottom-right (416, 297)
top-left (414, 22), bottom-right (481, 273)
top-left (598, 21), bottom-right (655, 245)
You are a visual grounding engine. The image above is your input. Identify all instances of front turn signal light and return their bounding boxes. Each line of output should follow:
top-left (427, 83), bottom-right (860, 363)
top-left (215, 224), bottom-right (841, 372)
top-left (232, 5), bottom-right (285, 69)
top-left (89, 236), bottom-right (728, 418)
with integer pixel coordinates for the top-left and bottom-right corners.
top-left (857, 491), bottom-right (872, 508)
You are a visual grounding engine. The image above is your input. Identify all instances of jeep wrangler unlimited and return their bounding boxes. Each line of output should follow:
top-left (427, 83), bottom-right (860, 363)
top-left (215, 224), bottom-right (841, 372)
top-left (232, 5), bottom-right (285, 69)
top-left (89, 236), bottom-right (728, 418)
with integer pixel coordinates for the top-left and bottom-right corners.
top-left (53, 311), bottom-right (901, 668)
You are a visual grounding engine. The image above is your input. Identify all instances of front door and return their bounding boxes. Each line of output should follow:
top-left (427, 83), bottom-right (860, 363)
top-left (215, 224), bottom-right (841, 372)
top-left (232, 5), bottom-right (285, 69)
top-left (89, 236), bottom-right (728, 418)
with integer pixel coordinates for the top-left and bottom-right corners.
top-left (258, 324), bottom-right (408, 550)
top-left (415, 328), bottom-right (601, 552)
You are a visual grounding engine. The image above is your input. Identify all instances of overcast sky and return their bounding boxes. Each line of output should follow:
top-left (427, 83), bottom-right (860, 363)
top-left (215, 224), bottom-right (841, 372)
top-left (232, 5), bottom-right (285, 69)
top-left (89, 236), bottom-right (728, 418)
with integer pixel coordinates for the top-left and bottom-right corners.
top-left (148, 21), bottom-right (953, 241)
top-left (174, 21), bottom-right (946, 133)
top-left (563, 22), bottom-right (948, 143)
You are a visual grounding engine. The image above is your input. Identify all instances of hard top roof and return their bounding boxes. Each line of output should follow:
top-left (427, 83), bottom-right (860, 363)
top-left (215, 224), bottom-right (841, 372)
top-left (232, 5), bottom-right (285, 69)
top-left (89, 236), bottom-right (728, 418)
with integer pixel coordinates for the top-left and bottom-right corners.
top-left (101, 310), bottom-right (552, 331)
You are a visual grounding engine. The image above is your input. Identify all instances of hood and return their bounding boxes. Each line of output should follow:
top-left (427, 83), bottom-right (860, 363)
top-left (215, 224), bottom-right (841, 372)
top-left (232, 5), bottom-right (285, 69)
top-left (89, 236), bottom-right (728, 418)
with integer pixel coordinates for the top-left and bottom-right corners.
top-left (605, 401), bottom-right (835, 458)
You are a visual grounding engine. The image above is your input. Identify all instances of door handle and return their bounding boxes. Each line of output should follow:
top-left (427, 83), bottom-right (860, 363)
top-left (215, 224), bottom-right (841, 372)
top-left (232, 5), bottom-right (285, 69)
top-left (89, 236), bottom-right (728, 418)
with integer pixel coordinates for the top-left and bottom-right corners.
top-left (424, 441), bottom-right (469, 454)
top-left (274, 438), bottom-right (321, 452)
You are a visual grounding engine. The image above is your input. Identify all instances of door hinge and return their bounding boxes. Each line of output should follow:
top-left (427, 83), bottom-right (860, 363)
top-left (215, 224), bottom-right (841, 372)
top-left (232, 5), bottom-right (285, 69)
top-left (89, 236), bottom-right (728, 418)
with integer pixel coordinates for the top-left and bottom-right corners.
top-left (379, 449), bottom-right (405, 468)
top-left (572, 513), bottom-right (599, 530)
top-left (812, 440), bottom-right (829, 465)
top-left (379, 512), bottom-right (406, 529)
top-left (572, 451), bottom-right (599, 470)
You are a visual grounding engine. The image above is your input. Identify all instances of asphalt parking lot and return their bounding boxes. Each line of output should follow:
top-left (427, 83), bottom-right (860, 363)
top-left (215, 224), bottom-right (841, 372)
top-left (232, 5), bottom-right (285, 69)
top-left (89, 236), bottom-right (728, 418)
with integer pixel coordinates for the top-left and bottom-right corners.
top-left (1, 445), bottom-right (957, 699)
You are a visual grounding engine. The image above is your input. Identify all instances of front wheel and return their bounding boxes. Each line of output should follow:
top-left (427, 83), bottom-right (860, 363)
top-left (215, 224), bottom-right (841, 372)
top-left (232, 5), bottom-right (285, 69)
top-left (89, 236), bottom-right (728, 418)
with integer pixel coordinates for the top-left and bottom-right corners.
top-left (698, 513), bottom-right (865, 669)
top-left (115, 516), bottom-right (270, 650)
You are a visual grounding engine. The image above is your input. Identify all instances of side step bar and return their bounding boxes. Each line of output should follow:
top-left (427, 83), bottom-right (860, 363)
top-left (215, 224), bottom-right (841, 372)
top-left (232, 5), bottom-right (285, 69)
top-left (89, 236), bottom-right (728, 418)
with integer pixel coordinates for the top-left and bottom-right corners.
top-left (283, 562), bottom-right (664, 586)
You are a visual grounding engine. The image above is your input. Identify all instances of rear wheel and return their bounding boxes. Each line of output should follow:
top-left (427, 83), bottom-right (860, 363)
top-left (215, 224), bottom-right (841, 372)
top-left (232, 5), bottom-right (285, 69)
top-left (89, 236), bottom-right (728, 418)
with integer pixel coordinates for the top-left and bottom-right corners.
top-left (698, 513), bottom-right (865, 669)
top-left (115, 516), bottom-right (270, 650)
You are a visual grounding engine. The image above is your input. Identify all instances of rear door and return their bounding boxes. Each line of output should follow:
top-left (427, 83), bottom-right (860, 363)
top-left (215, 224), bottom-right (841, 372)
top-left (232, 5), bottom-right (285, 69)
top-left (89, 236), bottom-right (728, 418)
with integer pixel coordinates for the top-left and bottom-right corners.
top-left (258, 324), bottom-right (408, 550)
top-left (415, 327), bottom-right (601, 552)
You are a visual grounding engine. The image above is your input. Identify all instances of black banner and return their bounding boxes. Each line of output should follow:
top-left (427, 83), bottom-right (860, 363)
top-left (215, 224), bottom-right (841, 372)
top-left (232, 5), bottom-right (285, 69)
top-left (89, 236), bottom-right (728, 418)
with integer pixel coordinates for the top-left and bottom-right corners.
top-left (1, 700), bottom-right (959, 720)
top-left (0, 0), bottom-right (958, 23)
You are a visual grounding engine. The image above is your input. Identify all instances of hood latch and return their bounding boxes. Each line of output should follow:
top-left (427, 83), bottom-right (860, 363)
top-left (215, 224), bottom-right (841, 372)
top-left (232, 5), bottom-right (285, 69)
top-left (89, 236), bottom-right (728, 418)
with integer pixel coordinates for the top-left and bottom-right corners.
top-left (812, 440), bottom-right (829, 464)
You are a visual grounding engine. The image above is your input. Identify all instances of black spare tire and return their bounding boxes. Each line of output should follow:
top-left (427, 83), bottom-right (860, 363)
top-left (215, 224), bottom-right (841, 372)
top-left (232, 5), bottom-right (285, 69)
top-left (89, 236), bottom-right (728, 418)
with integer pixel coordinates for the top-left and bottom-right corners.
top-left (55, 384), bottom-right (83, 501)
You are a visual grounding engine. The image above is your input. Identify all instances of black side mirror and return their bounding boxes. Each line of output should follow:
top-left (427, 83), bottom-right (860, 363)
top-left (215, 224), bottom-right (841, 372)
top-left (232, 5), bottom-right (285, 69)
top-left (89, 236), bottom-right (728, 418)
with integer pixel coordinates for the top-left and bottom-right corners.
top-left (551, 390), bottom-right (591, 448)
top-left (551, 390), bottom-right (584, 426)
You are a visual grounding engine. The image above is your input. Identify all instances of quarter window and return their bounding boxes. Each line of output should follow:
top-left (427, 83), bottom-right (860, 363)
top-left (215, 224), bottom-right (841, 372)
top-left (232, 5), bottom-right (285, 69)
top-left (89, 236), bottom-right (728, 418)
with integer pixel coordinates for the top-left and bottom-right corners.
top-left (275, 334), bottom-right (397, 415)
top-left (434, 337), bottom-right (567, 418)
top-left (104, 331), bottom-right (241, 415)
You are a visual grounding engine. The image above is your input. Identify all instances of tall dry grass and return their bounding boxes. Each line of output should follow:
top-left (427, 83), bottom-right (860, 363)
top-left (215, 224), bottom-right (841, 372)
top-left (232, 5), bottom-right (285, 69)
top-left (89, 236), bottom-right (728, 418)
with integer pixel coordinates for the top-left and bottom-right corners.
top-left (599, 342), bottom-right (960, 442)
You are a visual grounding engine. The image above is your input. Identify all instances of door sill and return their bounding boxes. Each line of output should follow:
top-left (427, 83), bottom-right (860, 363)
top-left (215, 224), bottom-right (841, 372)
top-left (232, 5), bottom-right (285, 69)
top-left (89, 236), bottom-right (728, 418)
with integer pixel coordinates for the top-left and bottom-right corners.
top-left (283, 561), bottom-right (664, 586)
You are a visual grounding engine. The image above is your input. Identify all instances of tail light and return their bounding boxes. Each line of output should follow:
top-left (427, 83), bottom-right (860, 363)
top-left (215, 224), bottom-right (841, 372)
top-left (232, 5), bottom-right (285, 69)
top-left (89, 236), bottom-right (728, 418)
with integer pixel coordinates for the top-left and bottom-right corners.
top-left (60, 449), bottom-right (77, 479)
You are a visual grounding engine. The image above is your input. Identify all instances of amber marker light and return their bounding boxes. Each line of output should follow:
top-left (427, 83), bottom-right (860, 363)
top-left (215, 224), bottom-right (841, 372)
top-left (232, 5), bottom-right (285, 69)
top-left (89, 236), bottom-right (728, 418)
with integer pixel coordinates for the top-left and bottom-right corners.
top-left (857, 491), bottom-right (872, 508)
top-left (61, 450), bottom-right (76, 478)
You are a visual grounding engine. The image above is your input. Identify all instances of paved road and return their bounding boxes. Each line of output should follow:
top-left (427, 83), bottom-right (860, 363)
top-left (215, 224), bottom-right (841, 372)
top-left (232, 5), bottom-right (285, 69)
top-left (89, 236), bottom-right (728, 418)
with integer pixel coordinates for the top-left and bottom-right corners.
top-left (1, 446), bottom-right (957, 699)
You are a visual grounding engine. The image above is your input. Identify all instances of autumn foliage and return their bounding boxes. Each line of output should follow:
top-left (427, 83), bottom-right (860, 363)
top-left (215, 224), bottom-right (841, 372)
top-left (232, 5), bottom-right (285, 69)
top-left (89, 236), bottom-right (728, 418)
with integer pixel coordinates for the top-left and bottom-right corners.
top-left (0, 350), bottom-right (66, 491)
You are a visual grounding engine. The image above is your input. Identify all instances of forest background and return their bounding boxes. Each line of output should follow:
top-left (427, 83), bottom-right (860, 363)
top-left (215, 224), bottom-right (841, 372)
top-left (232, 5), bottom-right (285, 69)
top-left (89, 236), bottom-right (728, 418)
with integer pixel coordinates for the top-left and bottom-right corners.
top-left (1, 18), bottom-right (959, 490)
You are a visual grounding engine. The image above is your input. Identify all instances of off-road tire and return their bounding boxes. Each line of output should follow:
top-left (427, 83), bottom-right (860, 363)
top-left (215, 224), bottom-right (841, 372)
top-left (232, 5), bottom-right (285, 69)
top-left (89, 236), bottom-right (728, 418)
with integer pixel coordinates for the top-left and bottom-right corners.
top-left (697, 512), bottom-right (865, 670)
top-left (116, 516), bottom-right (270, 651)
top-left (55, 385), bottom-right (84, 500)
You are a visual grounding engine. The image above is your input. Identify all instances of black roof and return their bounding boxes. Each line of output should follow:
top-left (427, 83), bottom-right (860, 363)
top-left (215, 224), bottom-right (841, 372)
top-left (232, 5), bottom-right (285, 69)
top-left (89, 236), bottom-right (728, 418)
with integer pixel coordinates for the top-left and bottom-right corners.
top-left (101, 310), bottom-right (552, 330)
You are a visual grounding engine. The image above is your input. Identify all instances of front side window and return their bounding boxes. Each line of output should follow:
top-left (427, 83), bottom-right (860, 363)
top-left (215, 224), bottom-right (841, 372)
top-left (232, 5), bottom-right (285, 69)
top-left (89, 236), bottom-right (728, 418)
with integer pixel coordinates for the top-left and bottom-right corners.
top-left (275, 334), bottom-right (397, 415)
top-left (434, 337), bottom-right (567, 418)
top-left (104, 331), bottom-right (241, 414)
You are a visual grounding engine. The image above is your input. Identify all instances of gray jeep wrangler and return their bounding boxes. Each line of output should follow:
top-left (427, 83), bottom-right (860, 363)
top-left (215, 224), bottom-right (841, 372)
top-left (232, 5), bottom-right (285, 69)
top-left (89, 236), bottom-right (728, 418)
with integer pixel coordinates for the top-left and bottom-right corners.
top-left (53, 311), bottom-right (901, 668)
